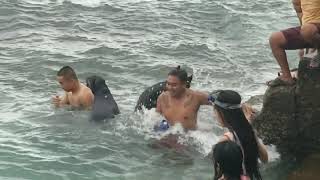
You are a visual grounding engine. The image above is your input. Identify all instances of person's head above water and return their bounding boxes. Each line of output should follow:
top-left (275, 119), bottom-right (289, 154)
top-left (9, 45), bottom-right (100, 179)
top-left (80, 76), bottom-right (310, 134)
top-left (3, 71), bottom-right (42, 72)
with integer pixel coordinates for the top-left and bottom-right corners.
top-left (209, 90), bottom-right (262, 180)
top-left (212, 141), bottom-right (243, 180)
top-left (209, 90), bottom-right (242, 116)
top-left (56, 66), bottom-right (78, 92)
top-left (168, 66), bottom-right (188, 83)
top-left (209, 90), bottom-right (242, 127)
top-left (166, 66), bottom-right (189, 97)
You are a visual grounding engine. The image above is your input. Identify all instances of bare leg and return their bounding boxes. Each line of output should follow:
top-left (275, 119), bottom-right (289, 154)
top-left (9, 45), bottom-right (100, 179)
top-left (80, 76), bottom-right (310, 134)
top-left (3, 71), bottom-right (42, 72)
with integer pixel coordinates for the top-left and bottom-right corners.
top-left (269, 31), bottom-right (294, 83)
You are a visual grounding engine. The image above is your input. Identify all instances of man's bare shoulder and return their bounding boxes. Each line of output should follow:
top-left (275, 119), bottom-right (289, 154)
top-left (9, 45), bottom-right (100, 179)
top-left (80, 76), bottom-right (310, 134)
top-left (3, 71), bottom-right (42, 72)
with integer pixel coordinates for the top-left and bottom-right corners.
top-left (192, 89), bottom-right (206, 95)
top-left (80, 84), bottom-right (94, 101)
top-left (81, 83), bottom-right (93, 94)
top-left (188, 89), bottom-right (209, 105)
top-left (187, 89), bottom-right (203, 97)
top-left (79, 83), bottom-right (94, 108)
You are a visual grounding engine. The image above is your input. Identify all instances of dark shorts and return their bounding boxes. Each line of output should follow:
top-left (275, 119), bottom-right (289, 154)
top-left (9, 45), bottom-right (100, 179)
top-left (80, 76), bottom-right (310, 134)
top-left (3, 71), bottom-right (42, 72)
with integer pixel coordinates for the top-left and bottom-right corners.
top-left (281, 24), bottom-right (320, 50)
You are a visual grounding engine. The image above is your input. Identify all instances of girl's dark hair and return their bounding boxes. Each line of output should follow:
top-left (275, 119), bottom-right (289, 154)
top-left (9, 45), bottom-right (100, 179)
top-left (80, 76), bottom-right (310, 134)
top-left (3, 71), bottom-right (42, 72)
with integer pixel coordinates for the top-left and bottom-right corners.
top-left (213, 141), bottom-right (243, 180)
top-left (214, 90), bottom-right (262, 180)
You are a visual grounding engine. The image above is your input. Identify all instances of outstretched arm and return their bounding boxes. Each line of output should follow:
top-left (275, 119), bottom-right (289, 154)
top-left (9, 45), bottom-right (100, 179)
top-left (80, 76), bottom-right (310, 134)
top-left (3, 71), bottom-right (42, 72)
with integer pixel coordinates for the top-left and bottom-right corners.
top-left (196, 91), bottom-right (211, 105)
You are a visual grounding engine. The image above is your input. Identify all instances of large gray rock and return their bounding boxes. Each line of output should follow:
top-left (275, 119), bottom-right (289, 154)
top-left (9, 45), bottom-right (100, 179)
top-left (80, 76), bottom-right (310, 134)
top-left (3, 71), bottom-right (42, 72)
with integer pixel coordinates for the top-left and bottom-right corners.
top-left (253, 58), bottom-right (320, 159)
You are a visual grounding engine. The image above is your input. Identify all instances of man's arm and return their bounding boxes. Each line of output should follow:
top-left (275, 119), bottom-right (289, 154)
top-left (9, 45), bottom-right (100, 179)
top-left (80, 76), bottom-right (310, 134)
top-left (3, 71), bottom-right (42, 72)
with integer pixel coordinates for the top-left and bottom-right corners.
top-left (60, 93), bottom-right (69, 106)
top-left (156, 93), bottom-right (164, 113)
top-left (292, 0), bottom-right (302, 24)
top-left (81, 90), bottom-right (94, 110)
top-left (195, 91), bottom-right (211, 105)
top-left (52, 92), bottom-right (69, 108)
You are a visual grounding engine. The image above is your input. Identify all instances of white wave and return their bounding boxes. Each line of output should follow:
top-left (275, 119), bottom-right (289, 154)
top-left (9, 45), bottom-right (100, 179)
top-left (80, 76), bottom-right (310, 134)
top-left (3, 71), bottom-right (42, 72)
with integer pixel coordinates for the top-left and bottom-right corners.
top-left (132, 107), bottom-right (280, 161)
top-left (56, 0), bottom-right (106, 7)
top-left (131, 108), bottom-right (219, 155)
top-left (20, 0), bottom-right (104, 7)
top-left (21, 0), bottom-right (51, 5)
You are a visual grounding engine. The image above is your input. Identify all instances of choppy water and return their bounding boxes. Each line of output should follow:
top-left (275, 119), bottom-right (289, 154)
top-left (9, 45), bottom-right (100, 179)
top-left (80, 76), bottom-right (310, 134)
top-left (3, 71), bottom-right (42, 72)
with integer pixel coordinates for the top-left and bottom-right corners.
top-left (0, 0), bottom-right (302, 179)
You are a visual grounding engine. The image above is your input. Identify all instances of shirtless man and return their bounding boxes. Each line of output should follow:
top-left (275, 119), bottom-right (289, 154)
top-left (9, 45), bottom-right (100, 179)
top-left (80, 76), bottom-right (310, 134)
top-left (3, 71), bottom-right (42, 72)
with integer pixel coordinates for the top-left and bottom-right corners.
top-left (52, 66), bottom-right (94, 109)
top-left (156, 67), bottom-right (210, 130)
top-left (268, 0), bottom-right (320, 87)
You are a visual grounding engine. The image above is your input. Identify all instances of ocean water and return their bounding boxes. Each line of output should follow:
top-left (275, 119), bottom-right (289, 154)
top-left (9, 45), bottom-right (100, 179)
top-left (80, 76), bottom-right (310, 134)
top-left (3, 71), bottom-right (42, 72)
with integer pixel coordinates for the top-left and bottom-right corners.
top-left (0, 0), bottom-right (302, 179)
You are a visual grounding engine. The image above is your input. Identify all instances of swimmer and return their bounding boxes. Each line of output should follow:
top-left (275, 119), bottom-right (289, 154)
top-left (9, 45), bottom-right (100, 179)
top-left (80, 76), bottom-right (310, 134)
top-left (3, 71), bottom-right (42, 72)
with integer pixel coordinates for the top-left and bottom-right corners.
top-left (156, 66), bottom-right (211, 131)
top-left (52, 66), bottom-right (94, 110)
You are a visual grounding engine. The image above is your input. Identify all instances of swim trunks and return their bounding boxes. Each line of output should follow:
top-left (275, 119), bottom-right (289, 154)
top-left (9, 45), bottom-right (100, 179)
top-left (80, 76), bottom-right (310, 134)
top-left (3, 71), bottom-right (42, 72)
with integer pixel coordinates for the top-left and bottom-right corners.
top-left (153, 119), bottom-right (170, 132)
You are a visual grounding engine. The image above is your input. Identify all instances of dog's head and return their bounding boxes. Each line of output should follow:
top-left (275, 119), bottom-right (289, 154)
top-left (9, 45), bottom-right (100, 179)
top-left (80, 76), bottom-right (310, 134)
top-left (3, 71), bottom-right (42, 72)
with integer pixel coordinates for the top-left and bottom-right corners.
top-left (86, 75), bottom-right (110, 95)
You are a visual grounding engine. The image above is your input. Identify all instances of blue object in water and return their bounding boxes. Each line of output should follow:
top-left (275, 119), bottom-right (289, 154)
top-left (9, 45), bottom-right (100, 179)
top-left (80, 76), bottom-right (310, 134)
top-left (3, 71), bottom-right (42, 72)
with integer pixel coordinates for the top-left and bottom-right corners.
top-left (154, 120), bottom-right (170, 132)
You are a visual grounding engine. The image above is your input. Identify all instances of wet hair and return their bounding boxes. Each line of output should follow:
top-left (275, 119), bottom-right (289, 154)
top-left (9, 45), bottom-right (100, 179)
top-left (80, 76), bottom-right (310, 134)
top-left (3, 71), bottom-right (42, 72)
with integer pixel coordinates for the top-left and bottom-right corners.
top-left (213, 141), bottom-right (243, 180)
top-left (214, 90), bottom-right (262, 180)
top-left (168, 66), bottom-right (188, 83)
top-left (57, 66), bottom-right (78, 80)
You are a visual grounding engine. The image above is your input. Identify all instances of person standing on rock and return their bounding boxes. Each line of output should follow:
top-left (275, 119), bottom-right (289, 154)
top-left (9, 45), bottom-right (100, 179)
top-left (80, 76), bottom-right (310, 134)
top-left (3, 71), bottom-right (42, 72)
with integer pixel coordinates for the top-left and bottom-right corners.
top-left (268, 0), bottom-right (320, 87)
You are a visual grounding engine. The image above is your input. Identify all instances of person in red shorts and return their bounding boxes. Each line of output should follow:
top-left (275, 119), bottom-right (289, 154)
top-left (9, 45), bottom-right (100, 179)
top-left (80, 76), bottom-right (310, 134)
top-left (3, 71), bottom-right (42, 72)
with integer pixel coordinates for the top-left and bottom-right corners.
top-left (268, 0), bottom-right (320, 87)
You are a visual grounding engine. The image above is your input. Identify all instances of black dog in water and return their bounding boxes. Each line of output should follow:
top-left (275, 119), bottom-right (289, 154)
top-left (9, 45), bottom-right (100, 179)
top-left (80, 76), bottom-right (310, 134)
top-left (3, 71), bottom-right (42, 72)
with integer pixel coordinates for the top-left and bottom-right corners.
top-left (86, 75), bottom-right (120, 121)
top-left (134, 75), bottom-right (193, 112)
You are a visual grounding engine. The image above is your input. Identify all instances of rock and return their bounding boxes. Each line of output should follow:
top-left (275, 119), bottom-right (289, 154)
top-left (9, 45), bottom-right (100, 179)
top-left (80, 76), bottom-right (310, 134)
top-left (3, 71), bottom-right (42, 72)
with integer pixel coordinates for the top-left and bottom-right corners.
top-left (246, 95), bottom-right (264, 110)
top-left (252, 58), bottom-right (320, 159)
top-left (286, 153), bottom-right (320, 180)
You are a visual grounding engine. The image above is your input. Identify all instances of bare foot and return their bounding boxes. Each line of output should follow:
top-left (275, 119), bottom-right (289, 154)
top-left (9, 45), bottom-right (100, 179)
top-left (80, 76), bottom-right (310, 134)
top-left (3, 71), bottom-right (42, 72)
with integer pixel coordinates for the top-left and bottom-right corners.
top-left (278, 68), bottom-right (298, 79)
